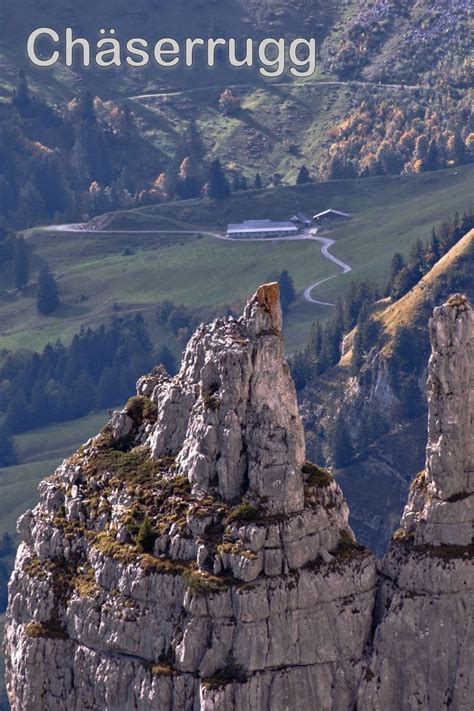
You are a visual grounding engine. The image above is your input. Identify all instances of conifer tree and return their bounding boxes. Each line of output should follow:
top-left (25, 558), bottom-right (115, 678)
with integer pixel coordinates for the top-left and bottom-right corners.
top-left (254, 173), bottom-right (263, 189)
top-left (330, 411), bottom-right (354, 468)
top-left (136, 515), bottom-right (157, 553)
top-left (207, 159), bottom-right (231, 200)
top-left (70, 371), bottom-right (97, 418)
top-left (425, 139), bottom-right (439, 172)
top-left (97, 367), bottom-right (117, 408)
top-left (36, 266), bottom-right (60, 315)
top-left (0, 421), bottom-right (16, 466)
top-left (5, 391), bottom-right (31, 433)
top-left (389, 253), bottom-right (405, 297)
top-left (17, 180), bottom-right (45, 227)
top-left (296, 165), bottom-right (311, 185)
top-left (278, 270), bottom-right (296, 314)
top-left (449, 131), bottom-right (466, 165)
top-left (13, 238), bottom-right (29, 290)
top-left (81, 90), bottom-right (97, 125)
top-left (13, 69), bottom-right (31, 115)
top-left (429, 228), bottom-right (441, 261)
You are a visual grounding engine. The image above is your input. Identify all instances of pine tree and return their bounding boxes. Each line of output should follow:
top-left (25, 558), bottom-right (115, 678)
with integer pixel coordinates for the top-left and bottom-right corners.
top-left (184, 119), bottom-right (206, 163)
top-left (207, 159), bottom-right (231, 200)
top-left (330, 411), bottom-right (354, 468)
top-left (136, 515), bottom-right (157, 553)
top-left (13, 69), bottom-right (31, 115)
top-left (81, 90), bottom-right (97, 125)
top-left (352, 308), bottom-right (367, 374)
top-left (449, 131), bottom-right (466, 166)
top-left (429, 227), bottom-right (441, 261)
top-left (391, 263), bottom-right (422, 300)
top-left (306, 321), bottom-right (323, 358)
top-left (0, 421), bottom-right (16, 466)
top-left (5, 391), bottom-right (31, 434)
top-left (254, 173), bottom-right (263, 190)
top-left (17, 180), bottom-right (45, 228)
top-left (33, 154), bottom-right (73, 218)
top-left (70, 371), bottom-right (97, 418)
top-left (389, 253), bottom-right (405, 296)
top-left (36, 266), bottom-right (60, 315)
top-left (97, 367), bottom-right (118, 408)
top-left (425, 139), bottom-right (439, 172)
top-left (278, 270), bottom-right (296, 314)
top-left (13, 238), bottom-right (29, 290)
top-left (296, 165), bottom-right (311, 185)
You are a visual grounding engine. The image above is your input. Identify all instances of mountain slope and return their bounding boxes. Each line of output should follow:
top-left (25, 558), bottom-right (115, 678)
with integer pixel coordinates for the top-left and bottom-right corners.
top-left (0, 166), bottom-right (470, 355)
top-left (301, 229), bottom-right (474, 553)
top-left (323, 0), bottom-right (472, 85)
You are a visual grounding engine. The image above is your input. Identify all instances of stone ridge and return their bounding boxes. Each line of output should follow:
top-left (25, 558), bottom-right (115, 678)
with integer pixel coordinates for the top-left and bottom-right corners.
top-left (4, 289), bottom-right (473, 711)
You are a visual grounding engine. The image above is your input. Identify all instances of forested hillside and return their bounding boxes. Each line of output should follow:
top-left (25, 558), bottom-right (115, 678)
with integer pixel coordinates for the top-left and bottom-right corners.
top-left (293, 215), bottom-right (474, 552)
top-left (0, 0), bottom-right (471, 234)
top-left (323, 0), bottom-right (471, 85)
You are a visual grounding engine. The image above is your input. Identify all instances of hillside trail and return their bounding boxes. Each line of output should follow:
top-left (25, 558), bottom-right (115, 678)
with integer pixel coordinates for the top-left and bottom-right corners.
top-left (127, 78), bottom-right (425, 101)
top-left (46, 225), bottom-right (351, 306)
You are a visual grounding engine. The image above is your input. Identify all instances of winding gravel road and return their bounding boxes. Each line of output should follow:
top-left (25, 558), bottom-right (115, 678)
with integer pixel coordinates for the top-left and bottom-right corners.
top-left (46, 225), bottom-right (351, 306)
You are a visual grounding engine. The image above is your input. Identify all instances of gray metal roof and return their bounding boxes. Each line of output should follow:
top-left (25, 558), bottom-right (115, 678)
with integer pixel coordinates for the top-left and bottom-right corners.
top-left (291, 211), bottom-right (311, 223)
top-left (312, 209), bottom-right (350, 219)
top-left (227, 220), bottom-right (298, 232)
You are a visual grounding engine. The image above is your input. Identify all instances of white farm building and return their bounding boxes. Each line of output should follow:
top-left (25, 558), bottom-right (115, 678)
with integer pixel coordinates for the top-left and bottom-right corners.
top-left (226, 220), bottom-right (299, 239)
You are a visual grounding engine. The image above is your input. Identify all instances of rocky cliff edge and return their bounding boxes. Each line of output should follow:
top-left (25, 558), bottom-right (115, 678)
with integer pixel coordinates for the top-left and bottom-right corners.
top-left (4, 284), bottom-right (377, 710)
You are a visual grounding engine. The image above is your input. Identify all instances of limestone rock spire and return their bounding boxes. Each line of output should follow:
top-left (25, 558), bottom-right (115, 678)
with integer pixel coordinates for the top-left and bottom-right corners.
top-left (148, 282), bottom-right (306, 514)
top-left (401, 294), bottom-right (473, 545)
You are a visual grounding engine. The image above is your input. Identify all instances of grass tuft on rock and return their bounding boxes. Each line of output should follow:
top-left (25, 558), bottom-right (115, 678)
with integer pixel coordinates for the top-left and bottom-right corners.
top-left (125, 395), bottom-right (158, 424)
top-left (225, 501), bottom-right (261, 525)
top-left (24, 621), bottom-right (69, 641)
top-left (302, 461), bottom-right (333, 487)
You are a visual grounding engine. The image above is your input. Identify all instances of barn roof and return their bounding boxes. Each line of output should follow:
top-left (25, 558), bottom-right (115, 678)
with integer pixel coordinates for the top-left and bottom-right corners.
top-left (227, 220), bottom-right (299, 233)
top-left (312, 209), bottom-right (351, 220)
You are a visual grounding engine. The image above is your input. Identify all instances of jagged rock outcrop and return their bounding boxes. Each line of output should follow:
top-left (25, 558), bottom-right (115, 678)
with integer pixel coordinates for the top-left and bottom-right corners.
top-left (358, 294), bottom-right (474, 710)
top-left (400, 295), bottom-right (473, 546)
top-left (4, 284), bottom-right (377, 711)
top-left (4, 288), bottom-right (473, 711)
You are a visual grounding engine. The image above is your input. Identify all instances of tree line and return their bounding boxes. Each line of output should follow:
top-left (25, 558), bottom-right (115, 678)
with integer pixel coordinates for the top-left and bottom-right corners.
top-left (2, 233), bottom-right (60, 314)
top-left (0, 315), bottom-right (178, 466)
top-left (0, 71), bottom-right (272, 235)
top-left (319, 87), bottom-right (472, 181)
top-left (290, 209), bottom-right (474, 468)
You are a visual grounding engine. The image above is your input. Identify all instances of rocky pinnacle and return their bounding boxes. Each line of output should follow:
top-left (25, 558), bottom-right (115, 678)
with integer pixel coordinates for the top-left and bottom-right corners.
top-left (401, 294), bottom-right (474, 546)
top-left (359, 295), bottom-right (474, 710)
top-left (148, 282), bottom-right (306, 513)
top-left (4, 289), bottom-right (473, 711)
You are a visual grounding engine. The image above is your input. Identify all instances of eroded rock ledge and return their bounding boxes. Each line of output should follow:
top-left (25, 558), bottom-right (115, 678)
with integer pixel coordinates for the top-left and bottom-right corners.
top-left (4, 288), bottom-right (473, 710)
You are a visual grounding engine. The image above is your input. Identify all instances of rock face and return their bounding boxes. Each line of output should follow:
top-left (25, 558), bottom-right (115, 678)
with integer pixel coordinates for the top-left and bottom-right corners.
top-left (149, 281), bottom-right (306, 513)
top-left (401, 294), bottom-right (474, 546)
top-left (4, 288), bottom-right (473, 711)
top-left (358, 294), bottom-right (474, 710)
top-left (4, 284), bottom-right (377, 710)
